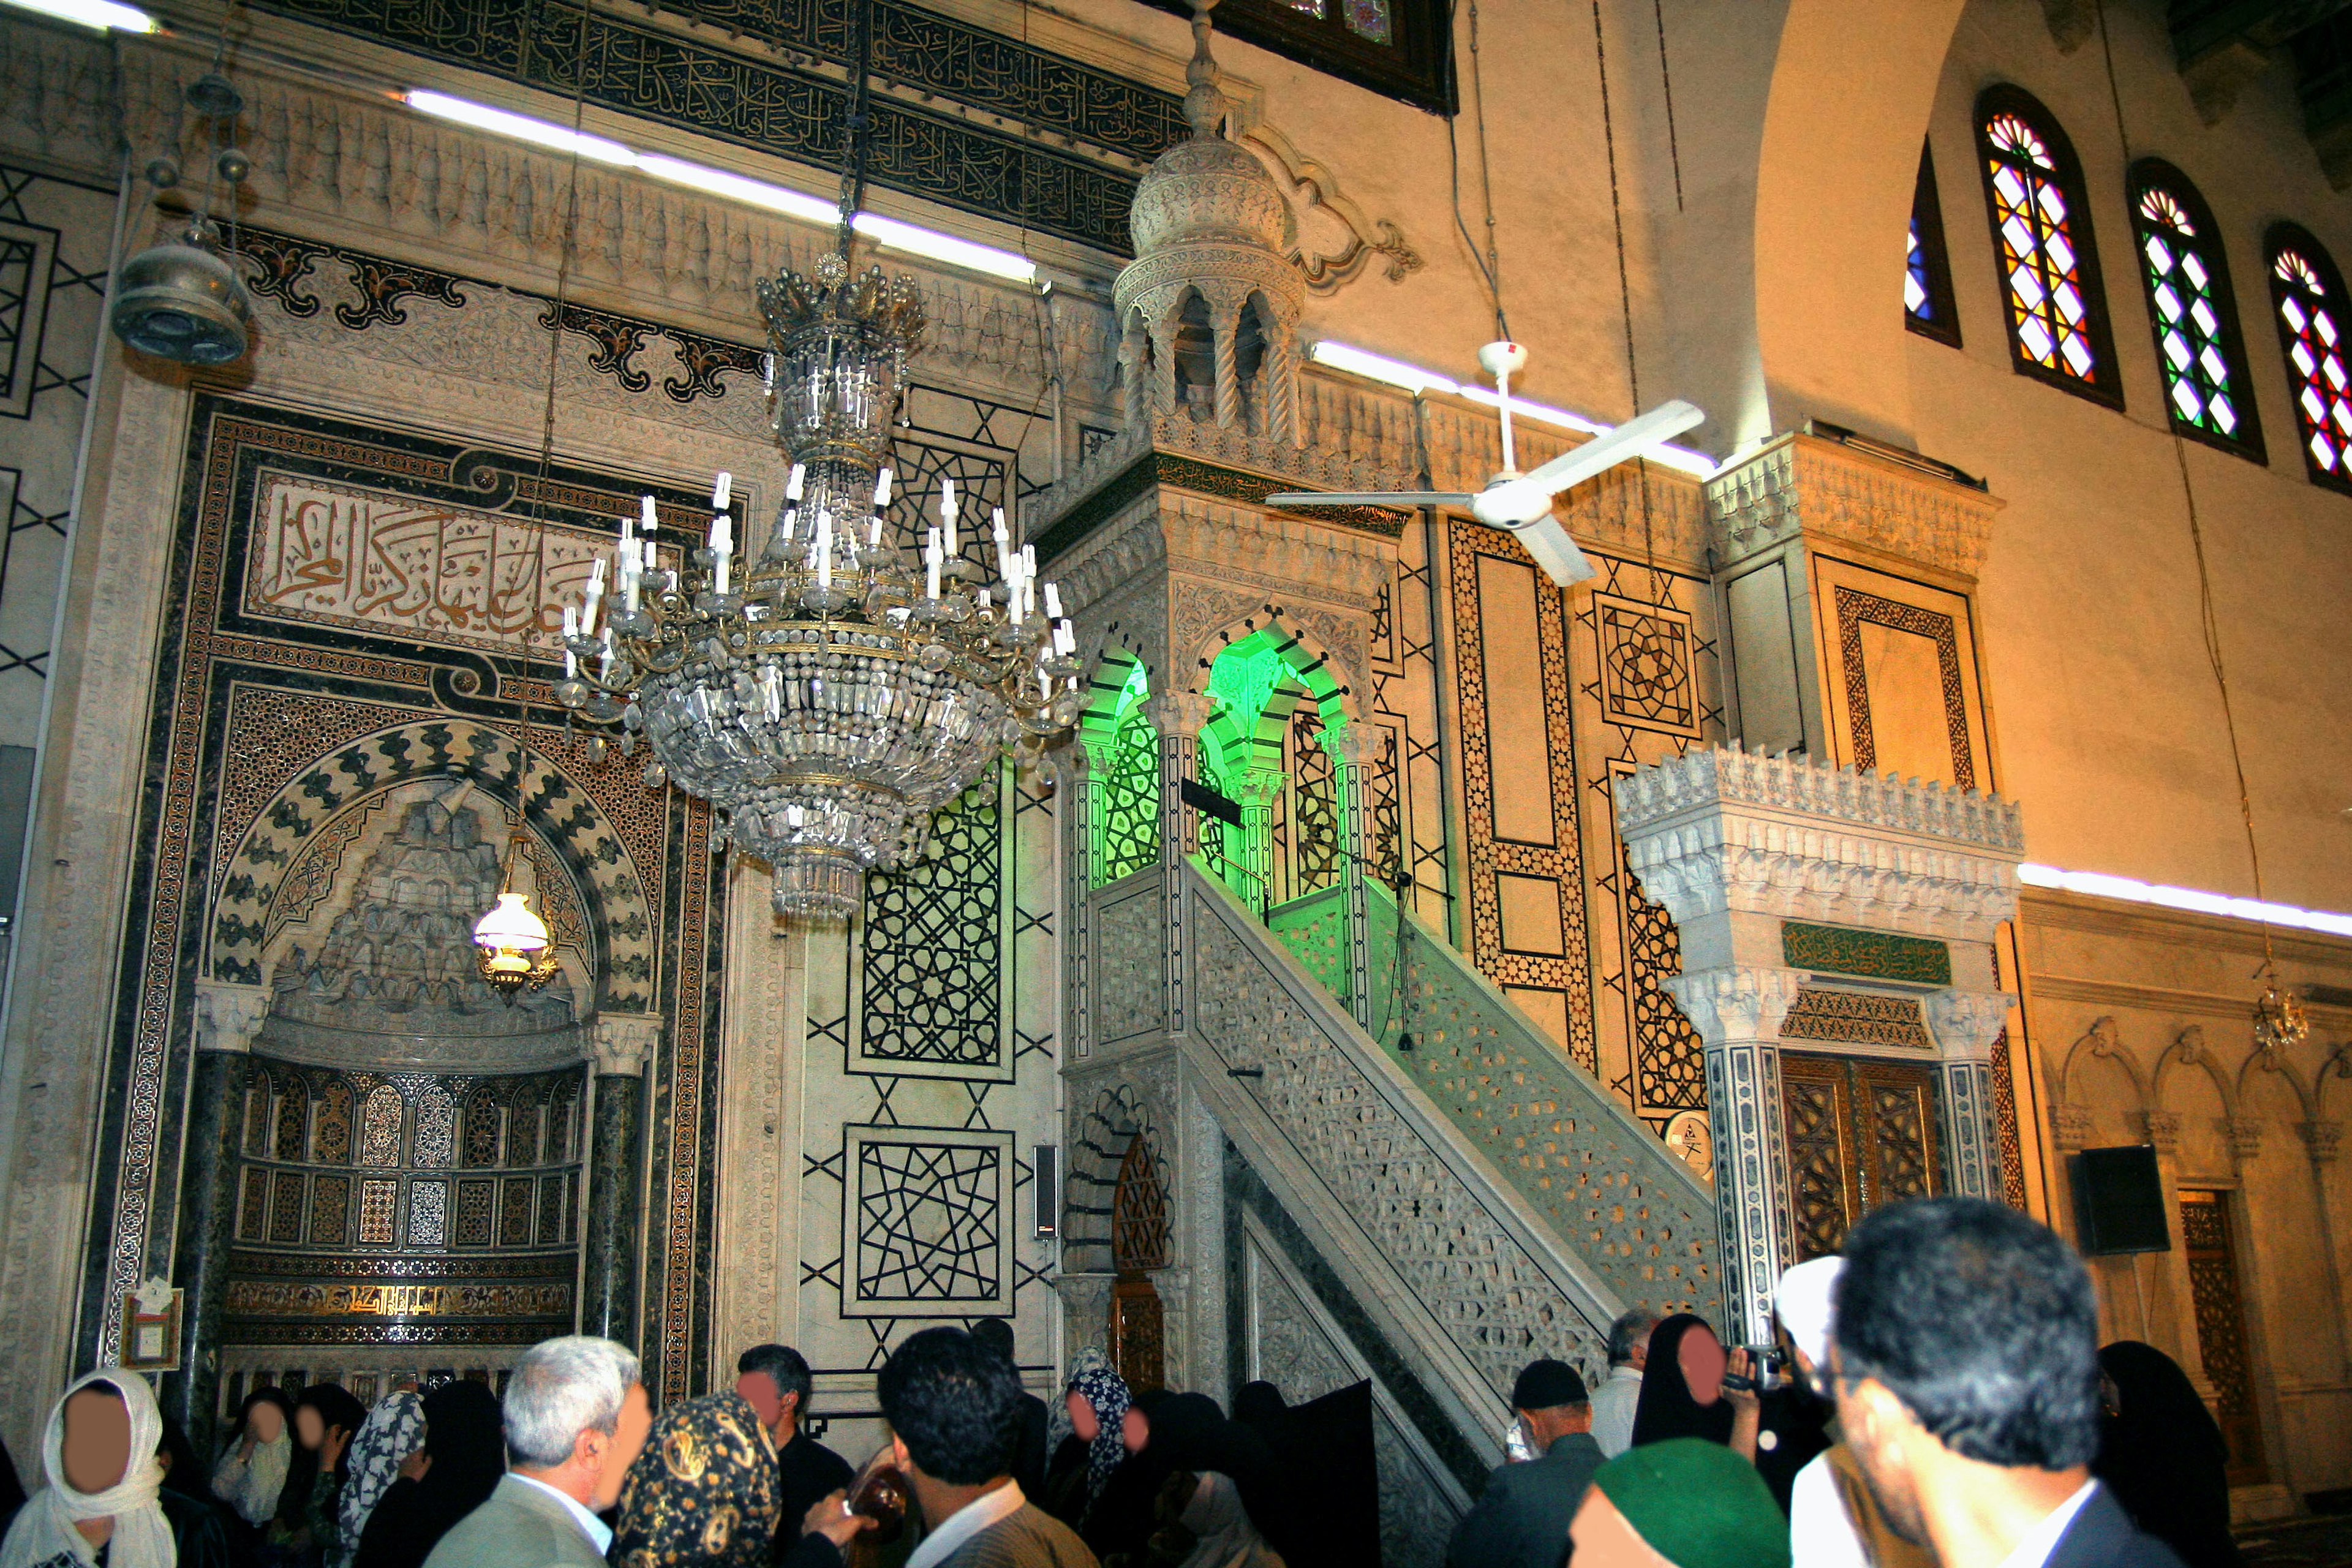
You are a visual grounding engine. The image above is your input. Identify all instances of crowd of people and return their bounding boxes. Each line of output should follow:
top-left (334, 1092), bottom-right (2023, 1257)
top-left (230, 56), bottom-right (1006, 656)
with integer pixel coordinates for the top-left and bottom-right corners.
top-left (0, 1197), bottom-right (2252, 1568)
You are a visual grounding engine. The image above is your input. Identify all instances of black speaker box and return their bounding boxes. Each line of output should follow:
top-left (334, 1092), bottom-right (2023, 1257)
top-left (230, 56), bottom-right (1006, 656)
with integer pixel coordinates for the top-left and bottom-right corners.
top-left (2069, 1144), bottom-right (2171, 1256)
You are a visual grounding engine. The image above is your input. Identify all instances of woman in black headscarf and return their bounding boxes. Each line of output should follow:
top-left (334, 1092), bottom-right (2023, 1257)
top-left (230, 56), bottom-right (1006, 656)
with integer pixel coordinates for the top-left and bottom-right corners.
top-left (1630, 1313), bottom-right (1736, 1449)
top-left (271, 1385), bottom-right (369, 1568)
top-left (611, 1392), bottom-right (781, 1568)
top-left (352, 1382), bottom-right (505, 1568)
top-left (2094, 1341), bottom-right (2244, 1568)
top-left (1083, 1393), bottom-right (1287, 1568)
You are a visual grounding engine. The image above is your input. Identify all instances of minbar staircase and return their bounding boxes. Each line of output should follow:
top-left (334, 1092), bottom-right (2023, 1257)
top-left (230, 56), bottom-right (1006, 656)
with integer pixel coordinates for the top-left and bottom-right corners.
top-left (1082, 859), bottom-right (1720, 1513)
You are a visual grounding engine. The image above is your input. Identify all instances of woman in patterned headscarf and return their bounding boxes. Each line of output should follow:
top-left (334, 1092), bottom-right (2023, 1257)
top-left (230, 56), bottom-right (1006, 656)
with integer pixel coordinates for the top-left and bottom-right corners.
top-left (609, 1393), bottom-right (779, 1568)
top-left (1040, 1349), bottom-right (1130, 1531)
top-left (331, 1395), bottom-right (421, 1568)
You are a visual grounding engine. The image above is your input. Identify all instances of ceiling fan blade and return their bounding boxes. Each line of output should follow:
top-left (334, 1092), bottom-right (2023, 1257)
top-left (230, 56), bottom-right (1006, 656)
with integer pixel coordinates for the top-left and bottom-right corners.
top-left (1506, 512), bottom-right (1599, 588)
top-left (1517, 398), bottom-right (1706, 497)
top-left (1264, 491), bottom-right (1477, 508)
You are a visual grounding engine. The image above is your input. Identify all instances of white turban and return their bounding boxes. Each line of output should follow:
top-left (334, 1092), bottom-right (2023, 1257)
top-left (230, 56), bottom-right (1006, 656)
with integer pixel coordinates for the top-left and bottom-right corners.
top-left (0, 1368), bottom-right (175, 1568)
top-left (1774, 1256), bottom-right (1845, 1372)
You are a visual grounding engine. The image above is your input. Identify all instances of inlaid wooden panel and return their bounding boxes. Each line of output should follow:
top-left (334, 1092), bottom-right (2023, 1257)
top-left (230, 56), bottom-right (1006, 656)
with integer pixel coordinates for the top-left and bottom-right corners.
top-left (1781, 1052), bottom-right (1943, 1260)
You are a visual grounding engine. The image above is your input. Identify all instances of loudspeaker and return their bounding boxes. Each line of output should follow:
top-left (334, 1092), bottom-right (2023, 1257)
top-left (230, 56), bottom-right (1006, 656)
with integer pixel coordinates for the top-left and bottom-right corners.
top-left (2069, 1144), bottom-right (2171, 1256)
top-left (1033, 1144), bottom-right (1059, 1238)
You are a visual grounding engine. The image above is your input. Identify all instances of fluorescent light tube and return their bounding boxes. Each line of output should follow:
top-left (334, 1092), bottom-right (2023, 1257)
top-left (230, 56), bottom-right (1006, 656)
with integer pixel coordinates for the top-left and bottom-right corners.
top-left (1458, 384), bottom-right (1605, 436)
top-left (1308, 341), bottom-right (1459, 397)
top-left (635, 154), bottom-right (836, 224)
top-left (2018, 861), bottom-right (2352, 938)
top-left (405, 91), bottom-right (635, 165)
top-left (851, 211), bottom-right (1036, 283)
top-left (2, 0), bottom-right (155, 30)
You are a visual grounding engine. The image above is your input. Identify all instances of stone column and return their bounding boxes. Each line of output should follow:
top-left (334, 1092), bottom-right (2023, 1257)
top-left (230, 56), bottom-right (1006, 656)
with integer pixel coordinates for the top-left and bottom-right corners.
top-left (170, 981), bottom-right (271, 1449)
top-left (2299, 1121), bottom-right (2352, 1370)
top-left (582, 1012), bottom-right (663, 1348)
top-left (1147, 690), bottom-right (1215, 1036)
top-left (1234, 767), bottom-right (1284, 918)
top-left (1322, 723), bottom-right (1379, 1033)
top-left (1209, 300), bottom-right (1243, 429)
top-left (1664, 966), bottom-right (1805, 1344)
top-left (1061, 742), bottom-right (1098, 1059)
top-left (1925, 988), bottom-right (2015, 1202)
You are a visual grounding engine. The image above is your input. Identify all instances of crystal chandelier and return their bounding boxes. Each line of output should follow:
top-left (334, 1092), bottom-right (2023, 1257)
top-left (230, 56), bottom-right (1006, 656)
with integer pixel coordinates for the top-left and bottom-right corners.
top-left (552, 248), bottom-right (1085, 920)
top-left (2253, 971), bottom-right (2309, 1054)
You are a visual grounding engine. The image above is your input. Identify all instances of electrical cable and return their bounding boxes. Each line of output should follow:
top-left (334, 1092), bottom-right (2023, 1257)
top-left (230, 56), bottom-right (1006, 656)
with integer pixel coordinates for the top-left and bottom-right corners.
top-left (1446, 0), bottom-right (1508, 341)
top-left (1651, 0), bottom-right (1682, 213)
top-left (2090, 0), bottom-right (2283, 985)
top-left (1587, 0), bottom-right (1663, 600)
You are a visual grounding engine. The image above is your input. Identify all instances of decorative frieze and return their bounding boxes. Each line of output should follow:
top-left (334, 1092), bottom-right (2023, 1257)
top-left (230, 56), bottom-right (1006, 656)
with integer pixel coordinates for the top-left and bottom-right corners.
top-left (1703, 431), bottom-right (2004, 581)
top-left (1616, 744), bottom-right (2024, 943)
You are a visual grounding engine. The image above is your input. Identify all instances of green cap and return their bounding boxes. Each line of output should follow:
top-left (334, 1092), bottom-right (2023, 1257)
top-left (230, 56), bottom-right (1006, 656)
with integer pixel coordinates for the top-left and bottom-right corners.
top-left (1591, 1439), bottom-right (1792, 1568)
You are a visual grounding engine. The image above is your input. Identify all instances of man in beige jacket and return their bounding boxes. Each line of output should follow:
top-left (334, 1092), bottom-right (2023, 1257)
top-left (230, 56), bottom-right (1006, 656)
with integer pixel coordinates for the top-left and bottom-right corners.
top-left (424, 1337), bottom-right (652, 1568)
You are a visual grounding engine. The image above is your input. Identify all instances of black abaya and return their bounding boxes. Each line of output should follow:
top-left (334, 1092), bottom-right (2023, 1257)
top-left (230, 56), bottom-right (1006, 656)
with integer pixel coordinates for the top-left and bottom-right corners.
top-left (351, 1382), bottom-right (504, 1568)
top-left (1629, 1313), bottom-right (1736, 1448)
top-left (2094, 1341), bottom-right (2244, 1568)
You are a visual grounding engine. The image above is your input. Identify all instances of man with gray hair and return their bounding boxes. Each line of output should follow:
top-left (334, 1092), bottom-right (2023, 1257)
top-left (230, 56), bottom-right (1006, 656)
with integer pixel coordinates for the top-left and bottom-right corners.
top-left (424, 1336), bottom-right (652, 1568)
top-left (1591, 1310), bottom-right (1658, 1458)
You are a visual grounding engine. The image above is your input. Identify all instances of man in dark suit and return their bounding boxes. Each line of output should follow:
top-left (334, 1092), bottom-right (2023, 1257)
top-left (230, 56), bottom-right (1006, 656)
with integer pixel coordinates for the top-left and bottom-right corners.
top-left (737, 1344), bottom-right (854, 1559)
top-left (1445, 1360), bottom-right (1607, 1568)
top-left (1830, 1197), bottom-right (2188, 1568)
top-left (968, 1319), bottom-right (1050, 1504)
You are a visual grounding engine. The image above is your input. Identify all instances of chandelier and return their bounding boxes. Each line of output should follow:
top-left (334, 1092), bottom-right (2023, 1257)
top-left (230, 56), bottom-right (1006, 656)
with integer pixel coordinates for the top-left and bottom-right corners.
top-left (2253, 973), bottom-right (2309, 1054)
top-left (552, 247), bottom-right (1085, 920)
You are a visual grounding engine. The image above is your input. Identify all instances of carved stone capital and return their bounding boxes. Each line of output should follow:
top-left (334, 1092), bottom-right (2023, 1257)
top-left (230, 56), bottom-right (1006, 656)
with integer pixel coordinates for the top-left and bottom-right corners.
top-left (194, 980), bottom-right (273, 1054)
top-left (2300, 1120), bottom-right (2345, 1166)
top-left (1231, 767), bottom-right (1286, 807)
top-left (587, 1012), bottom-right (665, 1077)
top-left (1664, 967), bottom-right (1807, 1047)
top-left (1318, 721), bottom-right (1382, 771)
top-left (1925, 989), bottom-right (2013, 1063)
top-left (2225, 1117), bottom-right (2266, 1163)
top-left (1145, 689), bottom-right (1218, 736)
top-left (2134, 1109), bottom-right (2182, 1156)
top-left (2051, 1102), bottom-right (2095, 1153)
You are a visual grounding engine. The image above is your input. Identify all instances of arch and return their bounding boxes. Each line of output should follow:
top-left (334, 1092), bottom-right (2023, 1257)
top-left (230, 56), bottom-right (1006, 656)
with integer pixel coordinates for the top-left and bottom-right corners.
top-left (2237, 1040), bottom-right (2316, 1122)
top-left (1063, 1084), bottom-right (1167, 1275)
top-left (273, 1073), bottom-right (311, 1163)
top-left (1079, 650), bottom-right (1161, 888)
top-left (206, 718), bottom-right (656, 1014)
top-left (1905, 140), bottom-right (1962, 348)
top-left (462, 1085), bottom-right (503, 1167)
top-left (1745, 0), bottom-right (1968, 446)
top-left (2319, 1042), bottom-right (2352, 1117)
top-left (2264, 222), bottom-right (2352, 495)
top-left (1182, 604), bottom-right (1364, 724)
top-left (1973, 85), bottom-right (2125, 408)
top-left (2153, 1025), bottom-right (2238, 1119)
top-left (356, 1082), bottom-right (404, 1168)
top-left (2126, 159), bottom-right (2264, 461)
top-left (2054, 1016), bottom-right (2150, 1109)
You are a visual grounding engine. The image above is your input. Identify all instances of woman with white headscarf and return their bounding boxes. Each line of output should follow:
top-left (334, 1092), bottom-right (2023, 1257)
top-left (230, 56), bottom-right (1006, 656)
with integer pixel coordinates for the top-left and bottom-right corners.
top-left (211, 1392), bottom-right (294, 1534)
top-left (0, 1368), bottom-right (178, 1568)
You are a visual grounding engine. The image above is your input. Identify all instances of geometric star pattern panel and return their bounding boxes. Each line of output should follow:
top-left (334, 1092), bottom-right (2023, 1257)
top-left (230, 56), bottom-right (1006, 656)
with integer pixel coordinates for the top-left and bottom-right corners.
top-left (845, 1126), bottom-right (1014, 1317)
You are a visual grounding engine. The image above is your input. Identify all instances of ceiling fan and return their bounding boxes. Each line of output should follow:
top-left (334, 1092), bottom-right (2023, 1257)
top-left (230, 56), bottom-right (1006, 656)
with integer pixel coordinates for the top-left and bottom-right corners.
top-left (1264, 341), bottom-right (1705, 587)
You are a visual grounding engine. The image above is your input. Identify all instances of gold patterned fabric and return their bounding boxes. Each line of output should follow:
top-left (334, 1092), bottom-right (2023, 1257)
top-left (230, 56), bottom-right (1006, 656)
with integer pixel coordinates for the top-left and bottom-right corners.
top-left (610, 1393), bottom-right (781, 1568)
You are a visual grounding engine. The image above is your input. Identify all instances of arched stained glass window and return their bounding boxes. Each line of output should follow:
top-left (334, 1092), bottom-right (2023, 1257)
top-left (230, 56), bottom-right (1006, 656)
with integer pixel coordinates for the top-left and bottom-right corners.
top-left (1906, 143), bottom-right (1961, 347)
top-left (1975, 88), bottom-right (2123, 407)
top-left (2128, 162), bottom-right (2263, 461)
top-left (2266, 224), bottom-right (2352, 494)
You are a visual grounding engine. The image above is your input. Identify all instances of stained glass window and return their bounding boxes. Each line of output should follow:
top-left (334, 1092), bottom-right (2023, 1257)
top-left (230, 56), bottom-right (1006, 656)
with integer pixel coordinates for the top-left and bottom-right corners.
top-left (2266, 224), bottom-right (2352, 493)
top-left (1905, 143), bottom-right (1960, 347)
top-left (2128, 163), bottom-right (2261, 461)
top-left (1975, 89), bottom-right (2121, 406)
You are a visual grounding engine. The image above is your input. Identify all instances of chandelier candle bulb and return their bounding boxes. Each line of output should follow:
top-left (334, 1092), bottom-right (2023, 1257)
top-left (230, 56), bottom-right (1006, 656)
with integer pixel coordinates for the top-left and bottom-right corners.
top-left (641, 494), bottom-right (657, 532)
top-left (1044, 581), bottom-right (1062, 619)
top-left (712, 470), bottom-right (731, 510)
top-left (786, 463), bottom-right (805, 502)
top-left (562, 605), bottom-right (579, 677)
top-left (582, 557), bottom-right (606, 630)
top-left (941, 478), bottom-right (959, 555)
top-left (875, 467), bottom-right (894, 507)
top-left (868, 516), bottom-right (884, 547)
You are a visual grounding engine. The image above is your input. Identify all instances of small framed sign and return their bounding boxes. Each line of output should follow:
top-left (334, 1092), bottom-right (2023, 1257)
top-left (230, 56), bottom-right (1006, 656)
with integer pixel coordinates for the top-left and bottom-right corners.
top-left (119, 1280), bottom-right (184, 1370)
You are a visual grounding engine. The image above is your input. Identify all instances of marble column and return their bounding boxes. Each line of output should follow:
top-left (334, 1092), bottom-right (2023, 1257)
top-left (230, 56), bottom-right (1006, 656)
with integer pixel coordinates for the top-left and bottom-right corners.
top-left (1925, 988), bottom-right (2016, 1202)
top-left (1322, 722), bottom-right (1379, 1033)
top-left (1061, 742), bottom-right (1098, 1060)
top-left (1234, 766), bottom-right (1284, 918)
top-left (1664, 966), bottom-right (1805, 1344)
top-left (1147, 690), bottom-right (1215, 1038)
top-left (169, 981), bottom-right (273, 1449)
top-left (582, 1012), bottom-right (663, 1348)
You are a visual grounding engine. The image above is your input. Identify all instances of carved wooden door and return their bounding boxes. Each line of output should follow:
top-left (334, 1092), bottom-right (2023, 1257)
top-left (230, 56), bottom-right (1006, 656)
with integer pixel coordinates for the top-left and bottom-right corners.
top-left (1781, 1053), bottom-right (1943, 1260)
top-left (2178, 1188), bottom-right (2267, 1485)
top-left (1108, 1133), bottom-right (1171, 1392)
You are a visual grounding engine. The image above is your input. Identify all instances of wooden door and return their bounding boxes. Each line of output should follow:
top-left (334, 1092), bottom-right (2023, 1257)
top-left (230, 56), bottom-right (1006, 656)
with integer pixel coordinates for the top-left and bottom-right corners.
top-left (1781, 1053), bottom-right (1943, 1260)
top-left (2178, 1188), bottom-right (2267, 1485)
